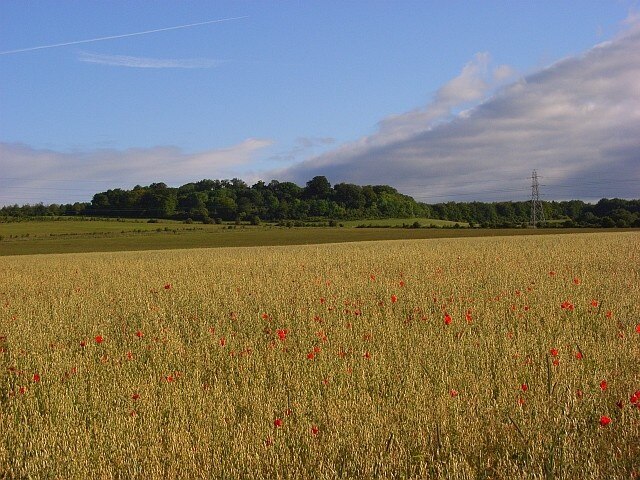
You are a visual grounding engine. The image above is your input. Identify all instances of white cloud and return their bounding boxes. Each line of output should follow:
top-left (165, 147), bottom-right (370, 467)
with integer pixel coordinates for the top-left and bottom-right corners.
top-left (368, 53), bottom-right (516, 145)
top-left (273, 27), bottom-right (640, 202)
top-left (0, 139), bottom-right (272, 205)
top-left (78, 51), bottom-right (220, 69)
top-left (268, 137), bottom-right (336, 163)
top-left (492, 64), bottom-right (516, 82)
top-left (435, 52), bottom-right (490, 105)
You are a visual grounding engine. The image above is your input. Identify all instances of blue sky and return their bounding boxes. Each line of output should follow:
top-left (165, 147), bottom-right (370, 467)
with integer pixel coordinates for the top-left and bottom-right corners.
top-left (1, 1), bottom-right (639, 205)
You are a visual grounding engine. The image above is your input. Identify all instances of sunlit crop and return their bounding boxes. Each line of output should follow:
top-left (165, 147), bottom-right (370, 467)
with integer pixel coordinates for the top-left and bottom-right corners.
top-left (1, 232), bottom-right (639, 479)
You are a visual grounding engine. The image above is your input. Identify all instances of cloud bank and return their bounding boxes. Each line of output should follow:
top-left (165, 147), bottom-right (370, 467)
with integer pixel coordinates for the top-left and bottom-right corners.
top-left (0, 139), bottom-right (271, 205)
top-left (273, 26), bottom-right (640, 202)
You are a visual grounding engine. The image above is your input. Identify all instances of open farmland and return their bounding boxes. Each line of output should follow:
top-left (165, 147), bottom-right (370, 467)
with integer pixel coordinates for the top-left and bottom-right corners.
top-left (1, 232), bottom-right (639, 479)
top-left (0, 218), bottom-right (633, 257)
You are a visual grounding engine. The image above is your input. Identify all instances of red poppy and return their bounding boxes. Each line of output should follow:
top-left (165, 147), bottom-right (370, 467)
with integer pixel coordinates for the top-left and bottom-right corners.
top-left (261, 313), bottom-right (269, 320)
top-left (630, 390), bottom-right (640, 404)
top-left (449, 389), bottom-right (459, 397)
top-left (590, 300), bottom-right (599, 308)
top-left (552, 358), bottom-right (559, 366)
top-left (363, 351), bottom-right (371, 359)
top-left (164, 283), bottom-right (171, 290)
top-left (32, 373), bottom-right (40, 383)
top-left (19, 386), bottom-right (27, 395)
top-left (444, 314), bottom-right (452, 325)
top-left (573, 277), bottom-right (581, 285)
top-left (132, 393), bottom-right (140, 400)
top-left (576, 389), bottom-right (583, 399)
top-left (166, 375), bottom-right (174, 382)
top-left (277, 329), bottom-right (288, 341)
top-left (550, 348), bottom-right (558, 357)
top-left (399, 280), bottom-right (405, 287)
top-left (600, 380), bottom-right (608, 391)
top-left (311, 425), bottom-right (319, 436)
top-left (561, 301), bottom-right (574, 311)
top-left (307, 352), bottom-right (315, 360)
top-left (274, 418), bottom-right (283, 428)
top-left (135, 330), bottom-right (143, 338)
top-left (219, 337), bottom-right (226, 347)
top-left (390, 294), bottom-right (398, 304)
top-left (575, 351), bottom-right (583, 360)
top-left (635, 324), bottom-right (640, 334)
top-left (549, 271), bottom-right (556, 276)
top-left (465, 310), bottom-right (473, 322)
top-left (80, 340), bottom-right (87, 348)
top-left (605, 311), bottom-right (613, 318)
top-left (95, 335), bottom-right (104, 344)
top-left (599, 415), bottom-right (611, 427)
top-left (521, 384), bottom-right (528, 392)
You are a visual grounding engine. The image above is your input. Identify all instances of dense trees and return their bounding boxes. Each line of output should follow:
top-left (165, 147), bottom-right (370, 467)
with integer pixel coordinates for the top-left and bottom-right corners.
top-left (72, 176), bottom-right (426, 222)
top-left (428, 198), bottom-right (640, 227)
top-left (1, 176), bottom-right (639, 227)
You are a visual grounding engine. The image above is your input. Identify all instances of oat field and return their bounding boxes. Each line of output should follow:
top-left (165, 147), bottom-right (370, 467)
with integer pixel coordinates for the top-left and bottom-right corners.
top-left (1, 232), bottom-right (639, 479)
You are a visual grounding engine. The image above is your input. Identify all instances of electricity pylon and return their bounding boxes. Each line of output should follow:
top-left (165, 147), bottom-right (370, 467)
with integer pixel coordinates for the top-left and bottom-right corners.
top-left (530, 170), bottom-right (545, 228)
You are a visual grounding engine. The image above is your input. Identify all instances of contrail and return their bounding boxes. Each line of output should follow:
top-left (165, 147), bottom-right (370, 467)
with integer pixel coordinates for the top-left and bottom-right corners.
top-left (0, 16), bottom-right (248, 55)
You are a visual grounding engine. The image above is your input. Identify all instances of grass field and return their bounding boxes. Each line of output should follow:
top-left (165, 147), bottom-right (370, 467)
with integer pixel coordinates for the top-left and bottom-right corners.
top-left (1, 232), bottom-right (638, 478)
top-left (0, 218), bottom-right (193, 237)
top-left (338, 217), bottom-right (468, 228)
top-left (0, 218), bottom-right (633, 256)
top-left (0, 217), bottom-right (464, 238)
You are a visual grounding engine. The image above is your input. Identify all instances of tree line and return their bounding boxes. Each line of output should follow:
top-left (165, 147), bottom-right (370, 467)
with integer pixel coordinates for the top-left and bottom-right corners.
top-left (1, 176), bottom-right (639, 227)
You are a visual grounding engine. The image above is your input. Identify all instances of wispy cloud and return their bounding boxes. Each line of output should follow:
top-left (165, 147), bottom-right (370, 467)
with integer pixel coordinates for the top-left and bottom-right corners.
top-left (78, 51), bottom-right (220, 69)
top-left (0, 16), bottom-right (248, 55)
top-left (272, 24), bottom-right (640, 202)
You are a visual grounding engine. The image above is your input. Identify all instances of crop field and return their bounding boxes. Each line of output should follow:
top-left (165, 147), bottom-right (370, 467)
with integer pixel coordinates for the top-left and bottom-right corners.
top-left (0, 218), bottom-right (629, 256)
top-left (1, 232), bottom-right (639, 479)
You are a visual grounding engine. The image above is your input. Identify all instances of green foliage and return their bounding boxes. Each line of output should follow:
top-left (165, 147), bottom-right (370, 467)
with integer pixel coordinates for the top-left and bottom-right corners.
top-left (1, 178), bottom-right (638, 229)
top-left (429, 198), bottom-right (640, 228)
top-left (72, 177), bottom-right (432, 222)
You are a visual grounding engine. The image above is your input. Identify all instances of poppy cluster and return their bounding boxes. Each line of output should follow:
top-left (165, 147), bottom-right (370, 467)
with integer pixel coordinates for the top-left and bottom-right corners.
top-left (561, 301), bottom-right (574, 311)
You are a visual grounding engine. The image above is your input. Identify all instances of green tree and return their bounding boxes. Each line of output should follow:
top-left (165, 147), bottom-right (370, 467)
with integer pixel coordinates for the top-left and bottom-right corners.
top-left (304, 176), bottom-right (332, 200)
